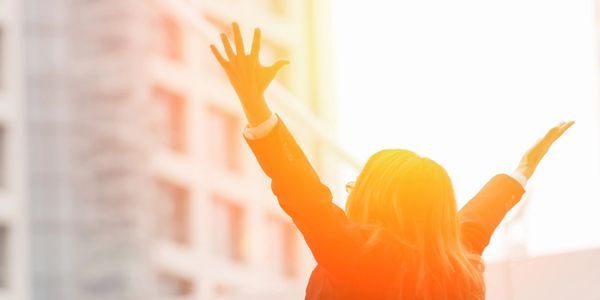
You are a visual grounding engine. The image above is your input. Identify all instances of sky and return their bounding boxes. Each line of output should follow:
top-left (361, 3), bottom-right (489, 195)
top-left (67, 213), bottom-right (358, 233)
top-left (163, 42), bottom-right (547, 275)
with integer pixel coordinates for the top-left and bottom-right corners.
top-left (331, 0), bottom-right (600, 260)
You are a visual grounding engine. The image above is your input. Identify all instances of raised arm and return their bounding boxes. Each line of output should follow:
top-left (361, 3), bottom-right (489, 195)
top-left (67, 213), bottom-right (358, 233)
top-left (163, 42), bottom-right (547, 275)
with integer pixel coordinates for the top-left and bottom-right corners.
top-left (211, 23), bottom-right (369, 276)
top-left (210, 22), bottom-right (315, 218)
top-left (459, 121), bottom-right (574, 255)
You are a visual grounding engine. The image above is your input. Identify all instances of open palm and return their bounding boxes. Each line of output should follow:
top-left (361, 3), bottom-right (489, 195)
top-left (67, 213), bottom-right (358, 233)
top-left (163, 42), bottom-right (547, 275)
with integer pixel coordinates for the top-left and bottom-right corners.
top-left (210, 23), bottom-right (288, 125)
top-left (518, 121), bottom-right (574, 179)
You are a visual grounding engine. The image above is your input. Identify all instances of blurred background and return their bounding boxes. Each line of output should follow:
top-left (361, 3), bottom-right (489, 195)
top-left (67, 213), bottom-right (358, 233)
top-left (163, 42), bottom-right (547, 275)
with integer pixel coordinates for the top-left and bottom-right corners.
top-left (0, 0), bottom-right (599, 299)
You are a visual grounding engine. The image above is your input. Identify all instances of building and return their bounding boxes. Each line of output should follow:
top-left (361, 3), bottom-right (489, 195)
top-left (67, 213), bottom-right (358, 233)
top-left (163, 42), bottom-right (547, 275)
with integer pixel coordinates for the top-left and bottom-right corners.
top-left (485, 248), bottom-right (600, 300)
top-left (0, 0), bottom-right (28, 299)
top-left (1, 0), bottom-right (357, 299)
top-left (147, 0), bottom-right (356, 299)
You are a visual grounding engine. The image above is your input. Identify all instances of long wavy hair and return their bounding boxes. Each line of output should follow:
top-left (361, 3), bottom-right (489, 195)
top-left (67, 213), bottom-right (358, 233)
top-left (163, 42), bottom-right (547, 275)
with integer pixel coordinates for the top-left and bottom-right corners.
top-left (345, 149), bottom-right (484, 299)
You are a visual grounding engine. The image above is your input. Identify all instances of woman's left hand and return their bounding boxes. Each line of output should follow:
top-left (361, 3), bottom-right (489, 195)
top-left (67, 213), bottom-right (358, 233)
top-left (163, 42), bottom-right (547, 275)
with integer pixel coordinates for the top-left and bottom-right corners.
top-left (517, 121), bottom-right (575, 179)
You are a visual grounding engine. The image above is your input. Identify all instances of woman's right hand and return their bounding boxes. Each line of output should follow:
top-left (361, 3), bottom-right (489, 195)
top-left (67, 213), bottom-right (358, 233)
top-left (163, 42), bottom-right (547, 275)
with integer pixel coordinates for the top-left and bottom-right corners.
top-left (210, 22), bottom-right (289, 126)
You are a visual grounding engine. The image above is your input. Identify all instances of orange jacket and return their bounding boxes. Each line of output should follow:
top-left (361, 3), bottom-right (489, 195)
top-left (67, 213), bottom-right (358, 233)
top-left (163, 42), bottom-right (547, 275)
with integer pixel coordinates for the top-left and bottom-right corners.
top-left (245, 118), bottom-right (525, 300)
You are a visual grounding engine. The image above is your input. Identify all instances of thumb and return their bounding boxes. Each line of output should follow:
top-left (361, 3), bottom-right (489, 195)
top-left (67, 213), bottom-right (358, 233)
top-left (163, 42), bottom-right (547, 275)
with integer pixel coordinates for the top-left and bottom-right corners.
top-left (267, 60), bottom-right (290, 76)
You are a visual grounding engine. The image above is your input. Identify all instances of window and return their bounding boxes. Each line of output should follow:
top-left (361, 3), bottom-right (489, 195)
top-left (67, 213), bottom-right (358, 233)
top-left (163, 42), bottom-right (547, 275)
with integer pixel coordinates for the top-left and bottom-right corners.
top-left (213, 282), bottom-right (235, 298)
top-left (207, 106), bottom-right (241, 171)
top-left (266, 216), bottom-right (298, 278)
top-left (94, 25), bottom-right (131, 55)
top-left (0, 226), bottom-right (7, 288)
top-left (157, 180), bottom-right (190, 246)
top-left (269, 0), bottom-right (287, 17)
top-left (154, 86), bottom-right (186, 153)
top-left (203, 14), bottom-right (229, 36)
top-left (156, 14), bottom-right (183, 61)
top-left (0, 126), bottom-right (5, 188)
top-left (158, 272), bottom-right (194, 297)
top-left (0, 28), bottom-right (4, 90)
top-left (212, 196), bottom-right (245, 262)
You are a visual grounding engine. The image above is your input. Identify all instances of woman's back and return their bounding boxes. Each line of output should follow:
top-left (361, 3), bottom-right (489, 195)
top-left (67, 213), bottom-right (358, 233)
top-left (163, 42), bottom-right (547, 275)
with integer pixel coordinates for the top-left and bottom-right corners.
top-left (244, 118), bottom-right (525, 299)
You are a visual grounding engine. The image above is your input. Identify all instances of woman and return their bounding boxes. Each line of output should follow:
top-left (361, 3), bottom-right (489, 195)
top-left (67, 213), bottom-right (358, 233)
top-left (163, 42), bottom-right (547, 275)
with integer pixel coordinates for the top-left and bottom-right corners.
top-left (210, 23), bottom-right (574, 300)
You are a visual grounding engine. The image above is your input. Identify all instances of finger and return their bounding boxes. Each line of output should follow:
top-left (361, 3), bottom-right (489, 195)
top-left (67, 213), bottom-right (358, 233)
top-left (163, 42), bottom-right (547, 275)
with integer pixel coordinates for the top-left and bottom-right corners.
top-left (556, 121), bottom-right (575, 138)
top-left (232, 22), bottom-right (245, 56)
top-left (220, 33), bottom-right (235, 60)
top-left (551, 121), bottom-right (574, 138)
top-left (542, 122), bottom-right (564, 143)
top-left (210, 44), bottom-right (229, 69)
top-left (560, 121), bottom-right (575, 133)
top-left (267, 60), bottom-right (290, 75)
top-left (542, 121), bottom-right (574, 149)
top-left (251, 28), bottom-right (261, 59)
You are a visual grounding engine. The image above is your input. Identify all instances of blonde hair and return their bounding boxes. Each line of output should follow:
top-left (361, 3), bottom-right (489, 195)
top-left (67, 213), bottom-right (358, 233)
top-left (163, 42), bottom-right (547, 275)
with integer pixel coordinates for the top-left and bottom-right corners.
top-left (346, 149), bottom-right (484, 299)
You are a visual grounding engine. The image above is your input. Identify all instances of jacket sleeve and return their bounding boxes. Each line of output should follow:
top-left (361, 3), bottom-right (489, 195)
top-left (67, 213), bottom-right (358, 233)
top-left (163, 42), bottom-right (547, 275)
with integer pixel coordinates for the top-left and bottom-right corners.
top-left (459, 174), bottom-right (526, 255)
top-left (245, 117), bottom-right (368, 275)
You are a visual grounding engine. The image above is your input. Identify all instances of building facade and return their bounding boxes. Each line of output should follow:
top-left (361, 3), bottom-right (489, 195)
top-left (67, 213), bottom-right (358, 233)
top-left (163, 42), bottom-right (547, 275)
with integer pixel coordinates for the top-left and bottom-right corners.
top-left (2, 0), bottom-right (354, 299)
top-left (147, 0), bottom-right (350, 299)
top-left (485, 248), bottom-right (600, 300)
top-left (0, 0), bottom-right (27, 299)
